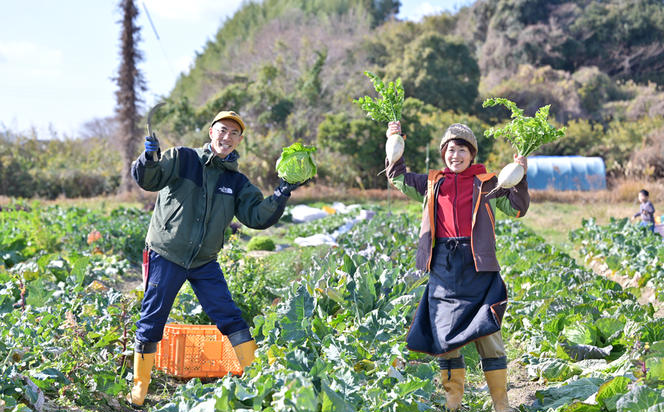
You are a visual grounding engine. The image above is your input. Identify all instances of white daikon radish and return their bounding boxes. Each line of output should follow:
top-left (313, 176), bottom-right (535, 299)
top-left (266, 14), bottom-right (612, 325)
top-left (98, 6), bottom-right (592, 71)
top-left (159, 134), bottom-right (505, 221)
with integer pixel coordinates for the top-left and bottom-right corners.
top-left (385, 133), bottom-right (405, 164)
top-left (482, 97), bottom-right (566, 196)
top-left (353, 72), bottom-right (406, 176)
top-left (377, 133), bottom-right (405, 176)
top-left (487, 162), bottom-right (525, 197)
top-left (497, 162), bottom-right (524, 188)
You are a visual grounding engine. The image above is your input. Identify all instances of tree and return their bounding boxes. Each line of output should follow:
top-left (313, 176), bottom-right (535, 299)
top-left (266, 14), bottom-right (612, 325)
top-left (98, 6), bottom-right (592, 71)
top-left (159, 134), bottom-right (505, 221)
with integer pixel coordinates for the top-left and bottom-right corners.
top-left (79, 116), bottom-right (119, 144)
top-left (387, 33), bottom-right (480, 113)
top-left (316, 97), bottom-right (435, 188)
top-left (114, 0), bottom-right (146, 193)
top-left (366, 0), bottom-right (400, 27)
top-left (316, 113), bottom-right (385, 187)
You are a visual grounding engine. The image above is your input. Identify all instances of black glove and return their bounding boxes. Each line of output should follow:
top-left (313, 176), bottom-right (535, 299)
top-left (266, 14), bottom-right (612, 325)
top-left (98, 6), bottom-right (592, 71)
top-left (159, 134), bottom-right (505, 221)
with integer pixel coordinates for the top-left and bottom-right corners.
top-left (273, 178), bottom-right (303, 198)
top-left (144, 135), bottom-right (160, 161)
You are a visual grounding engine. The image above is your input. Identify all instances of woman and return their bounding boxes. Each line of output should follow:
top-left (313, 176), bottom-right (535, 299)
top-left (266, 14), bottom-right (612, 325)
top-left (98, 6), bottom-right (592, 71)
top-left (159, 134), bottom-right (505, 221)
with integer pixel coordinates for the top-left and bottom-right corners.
top-left (385, 121), bottom-right (529, 412)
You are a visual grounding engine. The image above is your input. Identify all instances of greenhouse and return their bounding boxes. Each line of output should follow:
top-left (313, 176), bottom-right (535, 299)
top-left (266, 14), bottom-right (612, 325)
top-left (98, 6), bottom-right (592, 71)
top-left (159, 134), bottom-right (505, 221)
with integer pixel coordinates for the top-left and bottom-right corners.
top-left (526, 156), bottom-right (607, 191)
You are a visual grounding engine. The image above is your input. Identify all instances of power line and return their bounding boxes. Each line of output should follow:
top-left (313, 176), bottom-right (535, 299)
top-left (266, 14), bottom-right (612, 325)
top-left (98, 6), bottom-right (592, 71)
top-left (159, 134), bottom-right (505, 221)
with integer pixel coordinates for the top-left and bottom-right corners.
top-left (142, 1), bottom-right (177, 78)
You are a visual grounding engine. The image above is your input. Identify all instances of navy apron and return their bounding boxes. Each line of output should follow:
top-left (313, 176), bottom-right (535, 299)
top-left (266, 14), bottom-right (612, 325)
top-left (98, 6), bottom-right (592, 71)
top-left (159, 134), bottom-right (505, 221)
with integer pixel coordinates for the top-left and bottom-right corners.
top-left (406, 237), bottom-right (507, 355)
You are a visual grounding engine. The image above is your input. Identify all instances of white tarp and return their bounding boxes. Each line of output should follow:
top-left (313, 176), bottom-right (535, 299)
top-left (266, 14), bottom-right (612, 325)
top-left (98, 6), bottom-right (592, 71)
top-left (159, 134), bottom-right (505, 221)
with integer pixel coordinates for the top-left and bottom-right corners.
top-left (293, 233), bottom-right (338, 247)
top-left (293, 206), bottom-right (375, 247)
top-left (290, 204), bottom-right (329, 223)
top-left (331, 202), bottom-right (362, 214)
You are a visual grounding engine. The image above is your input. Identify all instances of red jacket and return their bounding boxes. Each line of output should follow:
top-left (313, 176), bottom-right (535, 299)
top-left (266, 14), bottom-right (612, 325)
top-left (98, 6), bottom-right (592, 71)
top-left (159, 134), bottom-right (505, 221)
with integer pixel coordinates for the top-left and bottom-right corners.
top-left (436, 164), bottom-right (487, 237)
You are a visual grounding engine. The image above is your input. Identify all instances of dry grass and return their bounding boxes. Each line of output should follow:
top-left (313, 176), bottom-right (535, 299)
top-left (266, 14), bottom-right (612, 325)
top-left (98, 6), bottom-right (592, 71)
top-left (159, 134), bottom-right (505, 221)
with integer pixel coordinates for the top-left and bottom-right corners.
top-left (519, 199), bottom-right (635, 251)
top-left (296, 178), bottom-right (664, 205)
top-left (0, 185), bottom-right (407, 208)
top-left (3, 177), bottom-right (660, 207)
top-left (0, 191), bottom-right (156, 211)
top-left (290, 184), bottom-right (408, 204)
top-left (530, 178), bottom-right (663, 203)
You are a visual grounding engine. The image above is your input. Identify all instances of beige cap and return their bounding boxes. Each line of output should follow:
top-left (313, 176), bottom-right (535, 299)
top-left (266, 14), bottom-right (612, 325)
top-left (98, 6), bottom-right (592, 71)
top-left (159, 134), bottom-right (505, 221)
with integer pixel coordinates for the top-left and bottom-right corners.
top-left (211, 110), bottom-right (245, 134)
top-left (439, 123), bottom-right (478, 153)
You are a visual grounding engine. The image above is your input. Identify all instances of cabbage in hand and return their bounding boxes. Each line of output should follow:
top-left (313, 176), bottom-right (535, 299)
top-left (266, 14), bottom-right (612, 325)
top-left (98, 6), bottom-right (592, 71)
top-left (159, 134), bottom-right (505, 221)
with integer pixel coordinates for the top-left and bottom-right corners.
top-left (276, 142), bottom-right (317, 184)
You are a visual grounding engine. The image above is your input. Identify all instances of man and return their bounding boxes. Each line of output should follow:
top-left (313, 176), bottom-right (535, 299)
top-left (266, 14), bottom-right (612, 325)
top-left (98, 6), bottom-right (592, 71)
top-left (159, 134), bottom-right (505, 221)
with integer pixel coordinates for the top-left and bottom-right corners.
top-left (127, 110), bottom-right (301, 407)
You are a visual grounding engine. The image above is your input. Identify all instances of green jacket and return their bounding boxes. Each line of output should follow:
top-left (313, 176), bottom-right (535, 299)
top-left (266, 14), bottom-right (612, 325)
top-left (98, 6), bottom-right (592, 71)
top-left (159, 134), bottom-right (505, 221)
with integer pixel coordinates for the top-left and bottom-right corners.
top-left (131, 144), bottom-right (288, 268)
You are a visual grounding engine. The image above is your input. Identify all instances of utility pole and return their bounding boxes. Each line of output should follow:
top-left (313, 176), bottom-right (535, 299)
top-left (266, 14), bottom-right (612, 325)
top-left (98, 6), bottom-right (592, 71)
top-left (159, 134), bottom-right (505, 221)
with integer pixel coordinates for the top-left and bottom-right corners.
top-left (115, 0), bottom-right (146, 193)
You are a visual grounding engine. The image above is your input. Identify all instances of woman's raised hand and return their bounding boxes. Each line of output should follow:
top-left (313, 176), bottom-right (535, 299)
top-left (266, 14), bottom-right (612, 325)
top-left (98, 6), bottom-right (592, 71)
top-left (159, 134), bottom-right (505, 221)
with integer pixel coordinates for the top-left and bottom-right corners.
top-left (514, 154), bottom-right (528, 174)
top-left (386, 121), bottom-right (401, 138)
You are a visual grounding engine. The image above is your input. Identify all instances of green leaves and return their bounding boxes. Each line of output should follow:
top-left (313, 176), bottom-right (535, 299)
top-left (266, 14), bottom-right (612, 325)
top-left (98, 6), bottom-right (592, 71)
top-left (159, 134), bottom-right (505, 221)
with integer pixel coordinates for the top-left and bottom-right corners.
top-left (321, 380), bottom-right (355, 412)
top-left (279, 284), bottom-right (315, 343)
top-left (354, 71), bottom-right (404, 123)
top-left (496, 218), bottom-right (664, 411)
top-left (534, 377), bottom-right (604, 410)
top-left (483, 97), bottom-right (566, 156)
top-left (646, 357), bottom-right (664, 381)
top-left (5, 200), bottom-right (664, 411)
top-left (563, 323), bottom-right (598, 346)
top-left (616, 385), bottom-right (664, 412)
top-left (527, 358), bottom-right (582, 382)
top-left (597, 376), bottom-right (632, 411)
top-left (0, 205), bottom-right (145, 410)
top-left (571, 217), bottom-right (664, 301)
top-left (151, 210), bottom-right (433, 411)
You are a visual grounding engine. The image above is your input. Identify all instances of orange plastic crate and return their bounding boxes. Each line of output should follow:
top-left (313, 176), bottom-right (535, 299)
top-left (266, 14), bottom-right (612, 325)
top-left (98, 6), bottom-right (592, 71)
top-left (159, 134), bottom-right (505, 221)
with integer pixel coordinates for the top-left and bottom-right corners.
top-left (155, 324), bottom-right (242, 378)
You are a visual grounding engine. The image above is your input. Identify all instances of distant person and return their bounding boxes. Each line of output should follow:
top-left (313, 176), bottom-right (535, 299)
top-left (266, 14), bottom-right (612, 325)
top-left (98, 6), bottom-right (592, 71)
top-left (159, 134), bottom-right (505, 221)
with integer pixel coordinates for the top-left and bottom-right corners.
top-left (632, 189), bottom-right (655, 232)
top-left (384, 121), bottom-right (529, 412)
top-left (126, 110), bottom-right (302, 407)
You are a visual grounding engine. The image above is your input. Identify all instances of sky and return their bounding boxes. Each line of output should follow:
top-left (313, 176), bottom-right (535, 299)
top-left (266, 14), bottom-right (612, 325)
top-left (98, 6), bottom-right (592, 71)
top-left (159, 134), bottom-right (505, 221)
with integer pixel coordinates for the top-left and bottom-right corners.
top-left (0, 0), bottom-right (472, 138)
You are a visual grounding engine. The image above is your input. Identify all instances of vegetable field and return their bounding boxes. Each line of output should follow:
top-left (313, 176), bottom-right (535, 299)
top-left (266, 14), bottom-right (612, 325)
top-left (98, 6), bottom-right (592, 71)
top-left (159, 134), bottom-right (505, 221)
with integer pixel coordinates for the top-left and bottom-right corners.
top-left (1, 201), bottom-right (664, 411)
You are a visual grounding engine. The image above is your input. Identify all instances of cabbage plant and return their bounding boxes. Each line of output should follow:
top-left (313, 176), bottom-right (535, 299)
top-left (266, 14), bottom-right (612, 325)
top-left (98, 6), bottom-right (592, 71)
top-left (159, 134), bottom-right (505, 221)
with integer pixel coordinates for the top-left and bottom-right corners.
top-left (276, 142), bottom-right (317, 184)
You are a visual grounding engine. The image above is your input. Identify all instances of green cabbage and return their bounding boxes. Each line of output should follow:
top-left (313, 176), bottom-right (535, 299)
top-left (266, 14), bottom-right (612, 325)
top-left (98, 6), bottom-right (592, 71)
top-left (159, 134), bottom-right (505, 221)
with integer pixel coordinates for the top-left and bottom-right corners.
top-left (276, 142), bottom-right (317, 184)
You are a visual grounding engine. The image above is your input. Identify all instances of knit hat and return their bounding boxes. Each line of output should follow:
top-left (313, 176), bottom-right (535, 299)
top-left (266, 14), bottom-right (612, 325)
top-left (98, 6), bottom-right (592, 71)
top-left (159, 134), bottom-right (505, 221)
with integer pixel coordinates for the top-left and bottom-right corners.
top-left (439, 123), bottom-right (478, 153)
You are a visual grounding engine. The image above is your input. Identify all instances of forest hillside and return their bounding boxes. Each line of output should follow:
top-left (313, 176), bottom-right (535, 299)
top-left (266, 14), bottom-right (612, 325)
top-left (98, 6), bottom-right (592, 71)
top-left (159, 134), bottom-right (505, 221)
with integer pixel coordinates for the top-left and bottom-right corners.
top-left (2, 0), bottom-right (663, 197)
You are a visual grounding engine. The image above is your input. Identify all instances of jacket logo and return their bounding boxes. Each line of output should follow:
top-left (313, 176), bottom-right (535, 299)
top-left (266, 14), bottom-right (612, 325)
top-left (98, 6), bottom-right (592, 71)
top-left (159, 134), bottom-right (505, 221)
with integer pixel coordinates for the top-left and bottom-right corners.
top-left (217, 186), bottom-right (233, 194)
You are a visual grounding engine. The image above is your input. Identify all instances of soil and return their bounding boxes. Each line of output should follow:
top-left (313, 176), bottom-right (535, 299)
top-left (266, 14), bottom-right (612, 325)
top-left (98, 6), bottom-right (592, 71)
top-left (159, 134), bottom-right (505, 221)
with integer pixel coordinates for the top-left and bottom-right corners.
top-left (461, 356), bottom-right (547, 409)
top-left (506, 358), bottom-right (546, 409)
top-left (117, 270), bottom-right (143, 294)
